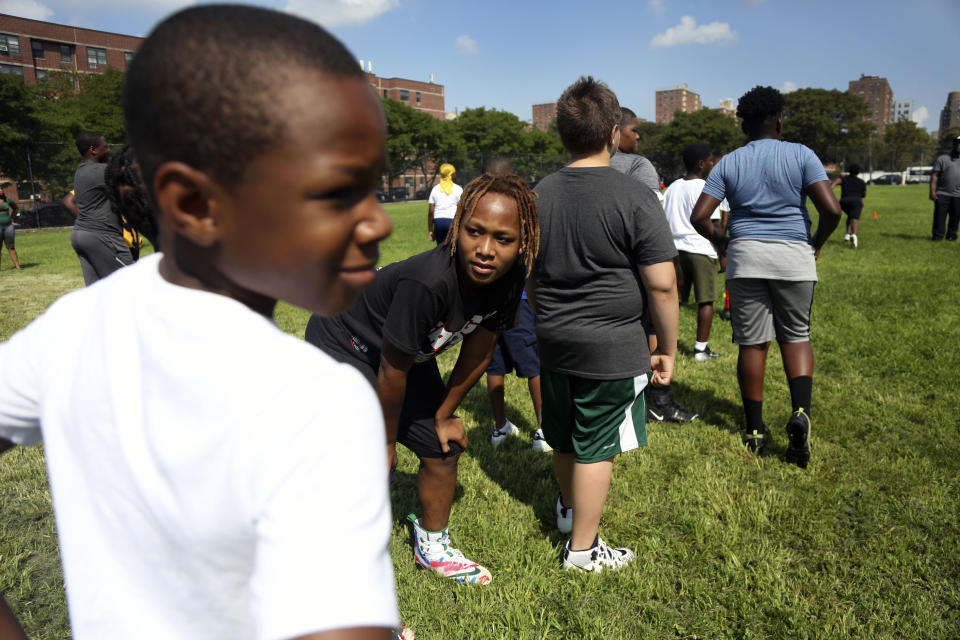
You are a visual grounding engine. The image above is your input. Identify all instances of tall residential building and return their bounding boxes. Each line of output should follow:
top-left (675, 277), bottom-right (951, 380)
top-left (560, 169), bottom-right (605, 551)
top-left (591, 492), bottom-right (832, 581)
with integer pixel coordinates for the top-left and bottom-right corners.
top-left (848, 74), bottom-right (893, 136)
top-left (532, 102), bottom-right (557, 132)
top-left (655, 84), bottom-right (701, 124)
top-left (367, 71), bottom-right (445, 120)
top-left (892, 99), bottom-right (913, 123)
top-left (938, 90), bottom-right (960, 136)
top-left (717, 98), bottom-right (736, 119)
top-left (0, 13), bottom-right (141, 85)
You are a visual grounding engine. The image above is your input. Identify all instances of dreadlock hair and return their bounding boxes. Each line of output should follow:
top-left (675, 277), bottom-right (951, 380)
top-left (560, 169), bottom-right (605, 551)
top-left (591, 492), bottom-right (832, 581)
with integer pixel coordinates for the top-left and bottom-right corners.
top-left (104, 144), bottom-right (160, 249)
top-left (445, 173), bottom-right (540, 275)
top-left (736, 86), bottom-right (785, 137)
top-left (124, 4), bottom-right (364, 196)
top-left (75, 131), bottom-right (104, 157)
top-left (556, 76), bottom-right (621, 156)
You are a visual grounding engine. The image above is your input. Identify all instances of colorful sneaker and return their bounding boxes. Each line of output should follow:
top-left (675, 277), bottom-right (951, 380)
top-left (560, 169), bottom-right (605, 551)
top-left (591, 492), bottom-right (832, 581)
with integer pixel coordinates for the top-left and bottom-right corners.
top-left (490, 419), bottom-right (520, 446)
top-left (407, 514), bottom-right (492, 585)
top-left (562, 536), bottom-right (634, 572)
top-left (784, 409), bottom-right (811, 468)
top-left (393, 624), bottom-right (415, 640)
top-left (693, 346), bottom-right (720, 362)
top-left (743, 425), bottom-right (768, 454)
top-left (532, 428), bottom-right (552, 452)
top-left (556, 496), bottom-right (573, 534)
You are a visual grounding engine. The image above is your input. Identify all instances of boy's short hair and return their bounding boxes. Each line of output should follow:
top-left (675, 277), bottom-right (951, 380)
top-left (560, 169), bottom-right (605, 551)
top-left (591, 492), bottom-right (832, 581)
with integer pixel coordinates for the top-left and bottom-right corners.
top-left (556, 76), bottom-right (621, 156)
top-left (483, 156), bottom-right (514, 176)
top-left (736, 86), bottom-right (785, 126)
top-left (619, 107), bottom-right (638, 127)
top-left (682, 143), bottom-right (712, 174)
top-left (124, 4), bottom-right (364, 197)
top-left (847, 163), bottom-right (861, 176)
top-left (75, 131), bottom-right (103, 156)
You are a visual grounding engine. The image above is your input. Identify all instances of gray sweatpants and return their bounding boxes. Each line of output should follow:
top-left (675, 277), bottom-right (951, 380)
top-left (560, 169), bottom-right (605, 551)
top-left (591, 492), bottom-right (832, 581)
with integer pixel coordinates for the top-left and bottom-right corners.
top-left (70, 227), bottom-right (133, 286)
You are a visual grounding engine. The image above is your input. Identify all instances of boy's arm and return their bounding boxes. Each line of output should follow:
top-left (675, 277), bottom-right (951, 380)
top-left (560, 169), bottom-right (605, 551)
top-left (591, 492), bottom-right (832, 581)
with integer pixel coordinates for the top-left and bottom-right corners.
top-left (377, 340), bottom-right (416, 469)
top-left (638, 261), bottom-right (678, 387)
top-left (427, 203), bottom-right (435, 241)
top-left (930, 173), bottom-right (939, 201)
top-left (434, 327), bottom-right (497, 453)
top-left (0, 594), bottom-right (28, 640)
top-left (62, 192), bottom-right (78, 219)
top-left (806, 180), bottom-right (842, 258)
top-left (691, 193), bottom-right (726, 250)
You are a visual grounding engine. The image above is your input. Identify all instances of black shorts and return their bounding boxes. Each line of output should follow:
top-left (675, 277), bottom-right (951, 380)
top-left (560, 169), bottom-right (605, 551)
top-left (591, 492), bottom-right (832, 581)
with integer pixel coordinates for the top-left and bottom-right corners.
top-left (840, 197), bottom-right (863, 220)
top-left (486, 301), bottom-right (540, 378)
top-left (304, 317), bottom-right (460, 459)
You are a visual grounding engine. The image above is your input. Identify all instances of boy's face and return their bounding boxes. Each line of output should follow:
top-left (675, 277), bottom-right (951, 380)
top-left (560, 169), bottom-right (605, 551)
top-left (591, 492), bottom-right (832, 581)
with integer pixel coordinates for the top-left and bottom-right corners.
top-left (618, 117), bottom-right (640, 154)
top-left (92, 138), bottom-right (109, 163)
top-left (456, 192), bottom-right (521, 290)
top-left (212, 75), bottom-right (391, 316)
top-left (699, 155), bottom-right (718, 178)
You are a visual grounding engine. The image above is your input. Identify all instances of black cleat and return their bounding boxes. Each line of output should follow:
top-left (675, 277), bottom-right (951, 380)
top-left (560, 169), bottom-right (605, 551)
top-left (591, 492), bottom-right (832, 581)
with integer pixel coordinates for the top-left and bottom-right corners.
top-left (784, 409), bottom-right (811, 468)
top-left (743, 425), bottom-right (768, 454)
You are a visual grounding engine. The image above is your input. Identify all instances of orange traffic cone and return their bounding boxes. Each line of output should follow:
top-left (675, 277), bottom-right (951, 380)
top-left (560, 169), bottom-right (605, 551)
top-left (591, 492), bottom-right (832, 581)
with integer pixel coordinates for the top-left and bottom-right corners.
top-left (872, 210), bottom-right (878, 219)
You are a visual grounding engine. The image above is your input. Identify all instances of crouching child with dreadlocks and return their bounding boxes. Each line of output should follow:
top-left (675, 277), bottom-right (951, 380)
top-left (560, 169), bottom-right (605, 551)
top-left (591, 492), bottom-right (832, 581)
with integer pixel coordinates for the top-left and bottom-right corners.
top-left (306, 173), bottom-right (539, 585)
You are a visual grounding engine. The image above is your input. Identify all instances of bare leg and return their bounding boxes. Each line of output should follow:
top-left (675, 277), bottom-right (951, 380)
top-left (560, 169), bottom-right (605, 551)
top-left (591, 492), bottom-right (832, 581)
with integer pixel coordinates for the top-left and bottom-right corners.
top-left (738, 342), bottom-right (770, 402)
top-left (569, 459), bottom-right (614, 550)
top-left (851, 218), bottom-right (859, 237)
top-left (6, 247), bottom-right (21, 270)
top-left (696, 303), bottom-right (714, 343)
top-left (527, 375), bottom-right (542, 425)
top-left (486, 374), bottom-right (506, 427)
top-left (418, 454), bottom-right (460, 531)
top-left (779, 341), bottom-right (813, 379)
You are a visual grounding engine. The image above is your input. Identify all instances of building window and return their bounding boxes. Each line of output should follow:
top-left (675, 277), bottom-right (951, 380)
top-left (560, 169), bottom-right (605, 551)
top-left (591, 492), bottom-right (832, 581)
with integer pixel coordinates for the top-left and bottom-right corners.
top-left (400, 89), bottom-right (409, 102)
top-left (36, 68), bottom-right (46, 80)
top-left (124, 51), bottom-right (133, 66)
top-left (383, 89), bottom-right (387, 98)
top-left (86, 46), bottom-right (107, 68)
top-left (63, 72), bottom-right (74, 88)
top-left (32, 40), bottom-right (44, 59)
top-left (0, 34), bottom-right (21, 56)
top-left (60, 44), bottom-right (72, 62)
top-left (416, 91), bottom-right (421, 104)
top-left (0, 63), bottom-right (24, 78)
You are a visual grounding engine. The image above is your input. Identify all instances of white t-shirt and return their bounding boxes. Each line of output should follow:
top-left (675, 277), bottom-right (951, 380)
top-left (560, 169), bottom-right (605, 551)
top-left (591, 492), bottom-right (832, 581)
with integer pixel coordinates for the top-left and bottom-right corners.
top-left (0, 254), bottom-right (398, 640)
top-left (428, 183), bottom-right (463, 220)
top-left (662, 177), bottom-right (728, 258)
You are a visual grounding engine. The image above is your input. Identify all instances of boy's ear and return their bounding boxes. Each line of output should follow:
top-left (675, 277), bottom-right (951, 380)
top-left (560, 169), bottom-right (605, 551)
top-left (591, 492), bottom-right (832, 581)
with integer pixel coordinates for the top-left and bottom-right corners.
top-left (608, 124), bottom-right (620, 153)
top-left (152, 162), bottom-right (221, 247)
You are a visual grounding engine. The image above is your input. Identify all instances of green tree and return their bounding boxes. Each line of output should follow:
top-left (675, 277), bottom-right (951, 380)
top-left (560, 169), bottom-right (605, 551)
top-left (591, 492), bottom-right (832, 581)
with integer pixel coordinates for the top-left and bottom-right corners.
top-left (880, 119), bottom-right (936, 170)
top-left (936, 126), bottom-right (960, 153)
top-left (782, 88), bottom-right (873, 163)
top-left (0, 74), bottom-right (41, 184)
top-left (649, 109), bottom-right (744, 180)
top-left (381, 97), bottom-right (418, 194)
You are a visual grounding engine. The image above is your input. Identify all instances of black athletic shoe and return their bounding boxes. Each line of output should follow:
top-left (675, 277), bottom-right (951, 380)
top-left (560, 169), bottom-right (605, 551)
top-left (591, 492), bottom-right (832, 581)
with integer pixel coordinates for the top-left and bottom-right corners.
top-left (784, 409), bottom-right (811, 468)
top-left (648, 399), bottom-right (700, 423)
top-left (742, 425), bottom-right (768, 454)
top-left (720, 308), bottom-right (731, 321)
top-left (694, 346), bottom-right (720, 362)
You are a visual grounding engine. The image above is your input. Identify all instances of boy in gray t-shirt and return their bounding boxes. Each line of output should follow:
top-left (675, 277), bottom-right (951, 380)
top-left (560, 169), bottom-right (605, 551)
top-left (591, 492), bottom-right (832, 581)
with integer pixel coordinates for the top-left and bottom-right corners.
top-left (531, 77), bottom-right (678, 572)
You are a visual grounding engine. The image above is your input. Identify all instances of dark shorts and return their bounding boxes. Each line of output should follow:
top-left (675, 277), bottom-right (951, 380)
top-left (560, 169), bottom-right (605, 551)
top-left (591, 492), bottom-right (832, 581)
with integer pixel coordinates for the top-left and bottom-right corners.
top-left (0, 224), bottom-right (13, 248)
top-left (727, 278), bottom-right (816, 345)
top-left (840, 197), bottom-right (863, 220)
top-left (433, 218), bottom-right (452, 245)
top-left (304, 317), bottom-right (460, 460)
top-left (486, 300), bottom-right (540, 378)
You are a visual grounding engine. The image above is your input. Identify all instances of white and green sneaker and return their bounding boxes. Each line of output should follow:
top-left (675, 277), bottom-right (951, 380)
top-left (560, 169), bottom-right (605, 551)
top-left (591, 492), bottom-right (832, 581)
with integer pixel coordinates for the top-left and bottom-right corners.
top-left (408, 514), bottom-right (492, 585)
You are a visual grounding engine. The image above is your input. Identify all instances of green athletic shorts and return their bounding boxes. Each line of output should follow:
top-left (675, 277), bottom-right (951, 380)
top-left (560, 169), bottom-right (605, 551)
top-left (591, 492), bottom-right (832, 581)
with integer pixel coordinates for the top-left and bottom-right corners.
top-left (540, 370), bottom-right (649, 463)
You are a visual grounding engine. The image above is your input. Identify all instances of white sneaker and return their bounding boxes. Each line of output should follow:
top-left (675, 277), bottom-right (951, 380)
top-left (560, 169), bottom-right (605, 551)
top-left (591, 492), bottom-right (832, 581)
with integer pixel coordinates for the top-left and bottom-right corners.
top-left (556, 496), bottom-right (573, 534)
top-left (851, 234), bottom-right (858, 248)
top-left (562, 536), bottom-right (635, 572)
top-left (532, 428), bottom-right (552, 452)
top-left (843, 233), bottom-right (851, 242)
top-left (490, 419), bottom-right (520, 446)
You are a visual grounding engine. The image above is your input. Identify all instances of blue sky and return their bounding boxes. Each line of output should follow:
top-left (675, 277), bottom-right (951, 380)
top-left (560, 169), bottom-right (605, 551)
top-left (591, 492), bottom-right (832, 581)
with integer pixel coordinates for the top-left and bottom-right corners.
top-left (2, 0), bottom-right (957, 133)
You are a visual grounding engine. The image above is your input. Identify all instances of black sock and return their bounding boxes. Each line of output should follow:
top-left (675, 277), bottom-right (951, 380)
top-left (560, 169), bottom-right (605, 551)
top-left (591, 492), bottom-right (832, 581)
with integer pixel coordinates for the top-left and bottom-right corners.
top-left (788, 376), bottom-right (813, 417)
top-left (742, 397), bottom-right (764, 430)
top-left (648, 384), bottom-right (672, 405)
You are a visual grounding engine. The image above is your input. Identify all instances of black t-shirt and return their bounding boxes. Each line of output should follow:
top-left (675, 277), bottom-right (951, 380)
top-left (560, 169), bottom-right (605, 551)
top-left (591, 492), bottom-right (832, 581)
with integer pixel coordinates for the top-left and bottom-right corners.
top-left (305, 246), bottom-right (524, 368)
top-left (839, 175), bottom-right (866, 200)
top-left (532, 166), bottom-right (677, 380)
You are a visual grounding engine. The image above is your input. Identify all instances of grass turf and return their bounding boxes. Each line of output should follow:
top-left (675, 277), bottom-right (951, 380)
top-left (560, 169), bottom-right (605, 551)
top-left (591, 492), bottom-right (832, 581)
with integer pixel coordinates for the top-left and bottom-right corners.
top-left (1, 186), bottom-right (958, 639)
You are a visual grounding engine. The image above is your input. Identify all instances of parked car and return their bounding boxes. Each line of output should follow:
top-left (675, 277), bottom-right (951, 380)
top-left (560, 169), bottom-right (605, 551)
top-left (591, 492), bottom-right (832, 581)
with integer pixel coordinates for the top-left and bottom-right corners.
top-left (414, 188), bottom-right (428, 200)
top-left (391, 187), bottom-right (409, 201)
top-left (871, 174), bottom-right (902, 185)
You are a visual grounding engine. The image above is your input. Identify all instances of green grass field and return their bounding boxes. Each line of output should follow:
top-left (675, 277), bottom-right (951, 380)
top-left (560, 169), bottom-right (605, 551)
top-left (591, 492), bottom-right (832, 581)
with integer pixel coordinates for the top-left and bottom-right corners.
top-left (1, 186), bottom-right (958, 639)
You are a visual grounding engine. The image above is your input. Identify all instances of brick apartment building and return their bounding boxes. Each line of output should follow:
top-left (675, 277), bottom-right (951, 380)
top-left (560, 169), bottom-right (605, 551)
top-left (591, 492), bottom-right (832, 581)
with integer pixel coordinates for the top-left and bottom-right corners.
top-left (368, 71), bottom-right (445, 120)
top-left (848, 74), bottom-right (893, 136)
top-left (0, 13), bottom-right (141, 86)
top-left (532, 102), bottom-right (557, 132)
top-left (938, 90), bottom-right (960, 137)
top-left (655, 84), bottom-right (701, 124)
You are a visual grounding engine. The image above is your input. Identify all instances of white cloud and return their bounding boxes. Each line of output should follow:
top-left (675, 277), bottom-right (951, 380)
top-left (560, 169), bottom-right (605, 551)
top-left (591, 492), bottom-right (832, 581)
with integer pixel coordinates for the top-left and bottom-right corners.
top-left (650, 16), bottom-right (738, 48)
top-left (0, 0), bottom-right (54, 19)
top-left (456, 34), bottom-right (478, 55)
top-left (284, 0), bottom-right (398, 27)
top-left (781, 81), bottom-right (801, 93)
top-left (911, 106), bottom-right (929, 127)
top-left (648, 0), bottom-right (667, 14)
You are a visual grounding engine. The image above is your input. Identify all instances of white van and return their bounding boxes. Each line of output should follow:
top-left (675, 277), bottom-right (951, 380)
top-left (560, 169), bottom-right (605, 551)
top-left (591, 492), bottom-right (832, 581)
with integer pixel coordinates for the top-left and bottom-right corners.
top-left (903, 166), bottom-right (933, 184)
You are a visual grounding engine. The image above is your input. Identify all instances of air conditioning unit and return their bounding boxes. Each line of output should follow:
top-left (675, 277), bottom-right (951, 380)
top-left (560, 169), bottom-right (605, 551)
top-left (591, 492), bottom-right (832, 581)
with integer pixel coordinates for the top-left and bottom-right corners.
top-left (0, 44), bottom-right (8, 53)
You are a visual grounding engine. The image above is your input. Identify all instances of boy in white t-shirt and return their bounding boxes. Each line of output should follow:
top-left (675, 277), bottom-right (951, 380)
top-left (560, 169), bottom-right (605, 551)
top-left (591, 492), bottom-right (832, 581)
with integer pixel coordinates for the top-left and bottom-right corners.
top-left (0, 6), bottom-right (401, 640)
top-left (662, 143), bottom-right (728, 361)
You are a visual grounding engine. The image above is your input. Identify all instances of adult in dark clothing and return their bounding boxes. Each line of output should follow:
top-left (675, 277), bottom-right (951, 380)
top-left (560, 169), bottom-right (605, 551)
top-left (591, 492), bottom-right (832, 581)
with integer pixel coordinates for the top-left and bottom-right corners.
top-left (930, 136), bottom-right (960, 241)
top-left (831, 164), bottom-right (867, 248)
top-left (69, 131), bottom-right (133, 285)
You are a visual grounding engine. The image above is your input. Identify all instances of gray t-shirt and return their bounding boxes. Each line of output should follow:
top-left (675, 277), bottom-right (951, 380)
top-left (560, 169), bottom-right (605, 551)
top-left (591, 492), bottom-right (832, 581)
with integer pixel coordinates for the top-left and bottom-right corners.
top-left (74, 160), bottom-right (122, 235)
top-left (532, 166), bottom-right (677, 380)
top-left (610, 152), bottom-right (661, 197)
top-left (932, 152), bottom-right (960, 197)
